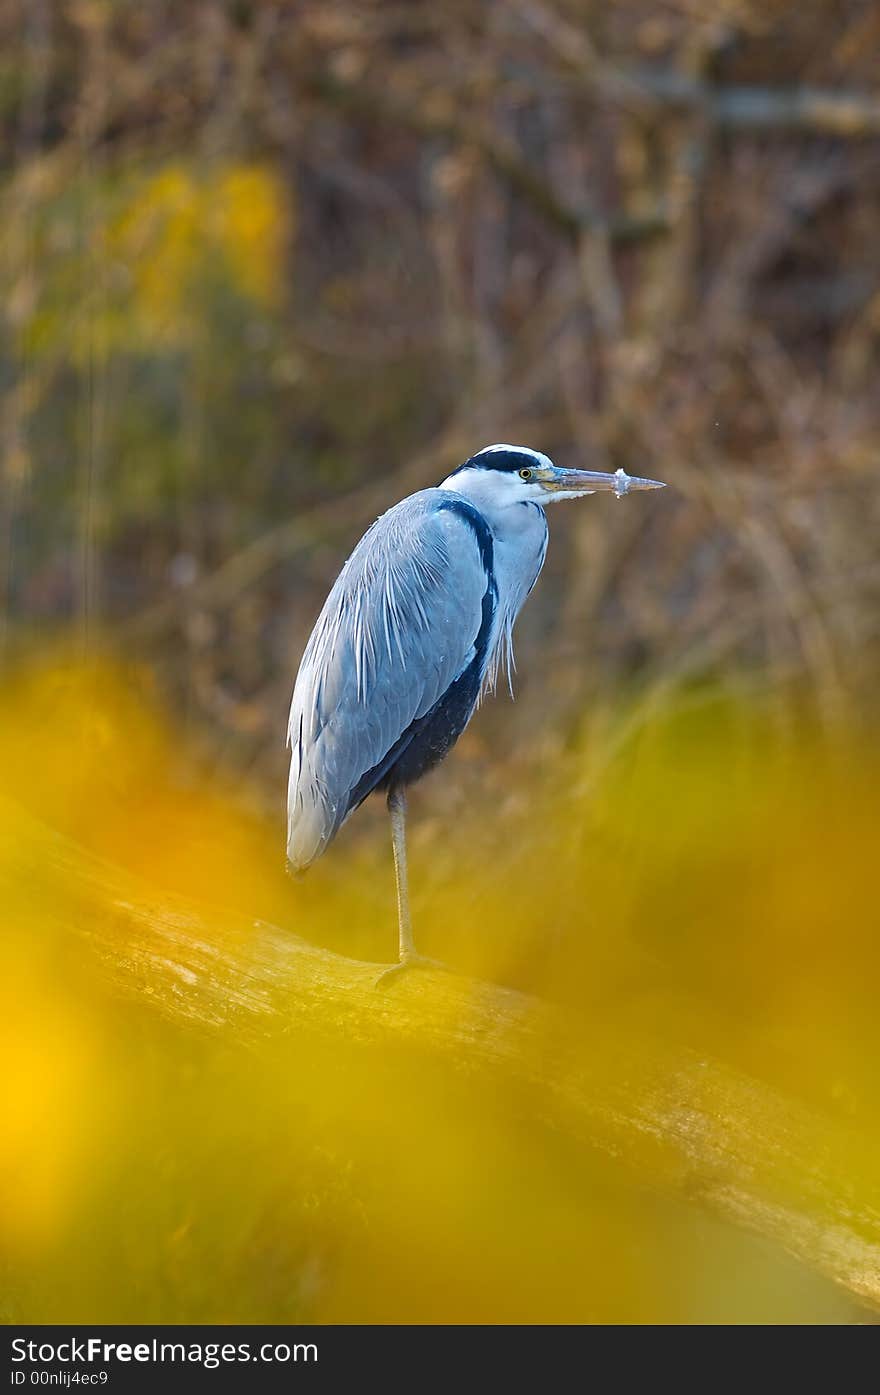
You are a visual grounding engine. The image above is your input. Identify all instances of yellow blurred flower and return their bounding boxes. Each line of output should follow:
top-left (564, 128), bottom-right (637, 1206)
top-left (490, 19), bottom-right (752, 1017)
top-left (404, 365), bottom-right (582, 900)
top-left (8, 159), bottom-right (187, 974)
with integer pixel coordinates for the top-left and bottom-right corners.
top-left (12, 160), bottom-right (291, 357)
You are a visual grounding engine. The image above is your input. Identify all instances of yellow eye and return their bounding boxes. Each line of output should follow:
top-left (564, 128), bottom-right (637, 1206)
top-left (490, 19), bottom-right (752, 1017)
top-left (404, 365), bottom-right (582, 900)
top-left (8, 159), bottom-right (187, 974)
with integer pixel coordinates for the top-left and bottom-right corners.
top-left (519, 467), bottom-right (532, 481)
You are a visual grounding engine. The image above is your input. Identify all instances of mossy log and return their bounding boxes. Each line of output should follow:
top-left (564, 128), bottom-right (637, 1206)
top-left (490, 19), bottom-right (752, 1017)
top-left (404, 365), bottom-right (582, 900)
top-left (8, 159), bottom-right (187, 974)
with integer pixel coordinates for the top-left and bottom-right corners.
top-left (4, 798), bottom-right (880, 1314)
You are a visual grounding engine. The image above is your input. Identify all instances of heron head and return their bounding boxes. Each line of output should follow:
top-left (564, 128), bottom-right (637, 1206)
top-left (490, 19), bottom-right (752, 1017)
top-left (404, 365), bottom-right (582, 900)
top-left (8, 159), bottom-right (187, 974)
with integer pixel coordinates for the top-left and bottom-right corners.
top-left (440, 445), bottom-right (665, 505)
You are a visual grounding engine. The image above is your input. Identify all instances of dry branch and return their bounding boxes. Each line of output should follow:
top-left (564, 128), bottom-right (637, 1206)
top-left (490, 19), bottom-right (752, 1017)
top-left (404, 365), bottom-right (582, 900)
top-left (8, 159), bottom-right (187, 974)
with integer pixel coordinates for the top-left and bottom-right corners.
top-left (508, 3), bottom-right (880, 137)
top-left (630, 71), bottom-right (880, 137)
top-left (306, 71), bottom-right (670, 247)
top-left (4, 797), bottom-right (880, 1314)
top-left (303, 64), bottom-right (880, 284)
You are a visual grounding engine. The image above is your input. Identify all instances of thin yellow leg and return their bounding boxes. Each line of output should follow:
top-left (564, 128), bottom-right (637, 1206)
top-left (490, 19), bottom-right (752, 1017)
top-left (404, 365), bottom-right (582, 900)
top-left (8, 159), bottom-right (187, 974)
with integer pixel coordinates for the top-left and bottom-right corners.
top-left (388, 787), bottom-right (414, 960)
top-left (375, 787), bottom-right (449, 988)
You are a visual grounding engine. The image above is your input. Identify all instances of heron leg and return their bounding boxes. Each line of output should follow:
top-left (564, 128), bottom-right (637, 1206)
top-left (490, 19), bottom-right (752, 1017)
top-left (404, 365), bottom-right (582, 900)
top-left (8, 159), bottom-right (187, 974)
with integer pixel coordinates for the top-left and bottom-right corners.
top-left (376, 787), bottom-right (447, 987)
top-left (389, 786), bottom-right (414, 960)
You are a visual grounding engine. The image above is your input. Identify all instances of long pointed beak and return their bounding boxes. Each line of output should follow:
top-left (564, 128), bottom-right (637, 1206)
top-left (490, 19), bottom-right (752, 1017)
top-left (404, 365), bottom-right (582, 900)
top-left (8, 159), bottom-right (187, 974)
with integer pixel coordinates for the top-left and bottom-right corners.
top-left (542, 466), bottom-right (666, 497)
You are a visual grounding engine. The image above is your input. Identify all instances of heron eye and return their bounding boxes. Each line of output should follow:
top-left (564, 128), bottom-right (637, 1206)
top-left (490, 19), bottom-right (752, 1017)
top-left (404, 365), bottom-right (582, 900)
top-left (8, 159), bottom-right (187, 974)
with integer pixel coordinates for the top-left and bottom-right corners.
top-left (519, 467), bottom-right (532, 481)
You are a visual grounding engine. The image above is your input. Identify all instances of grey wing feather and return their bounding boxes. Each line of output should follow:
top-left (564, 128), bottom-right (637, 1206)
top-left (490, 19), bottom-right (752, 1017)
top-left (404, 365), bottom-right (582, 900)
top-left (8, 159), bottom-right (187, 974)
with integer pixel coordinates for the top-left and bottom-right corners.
top-left (287, 490), bottom-right (489, 868)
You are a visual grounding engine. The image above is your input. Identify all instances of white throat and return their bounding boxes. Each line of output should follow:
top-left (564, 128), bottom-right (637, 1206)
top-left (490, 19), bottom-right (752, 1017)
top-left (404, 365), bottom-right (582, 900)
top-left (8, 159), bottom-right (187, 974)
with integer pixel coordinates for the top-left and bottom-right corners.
top-left (438, 466), bottom-right (537, 516)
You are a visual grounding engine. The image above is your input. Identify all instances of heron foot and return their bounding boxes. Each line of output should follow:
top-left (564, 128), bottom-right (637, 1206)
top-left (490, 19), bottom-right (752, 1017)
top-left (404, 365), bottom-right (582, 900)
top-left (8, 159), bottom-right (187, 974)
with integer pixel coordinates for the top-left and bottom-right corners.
top-left (375, 951), bottom-right (449, 989)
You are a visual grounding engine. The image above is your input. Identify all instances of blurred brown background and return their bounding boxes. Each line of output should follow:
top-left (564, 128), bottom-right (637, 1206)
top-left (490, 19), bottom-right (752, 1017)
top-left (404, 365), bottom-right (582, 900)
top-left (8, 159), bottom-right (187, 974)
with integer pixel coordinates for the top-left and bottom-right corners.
top-left (4, 1), bottom-right (880, 1326)
top-left (2, 0), bottom-right (879, 814)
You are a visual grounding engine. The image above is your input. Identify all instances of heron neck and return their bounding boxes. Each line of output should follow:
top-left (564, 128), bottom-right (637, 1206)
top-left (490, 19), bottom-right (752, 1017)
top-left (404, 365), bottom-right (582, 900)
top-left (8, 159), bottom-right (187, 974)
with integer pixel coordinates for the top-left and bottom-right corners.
top-left (438, 481), bottom-right (548, 697)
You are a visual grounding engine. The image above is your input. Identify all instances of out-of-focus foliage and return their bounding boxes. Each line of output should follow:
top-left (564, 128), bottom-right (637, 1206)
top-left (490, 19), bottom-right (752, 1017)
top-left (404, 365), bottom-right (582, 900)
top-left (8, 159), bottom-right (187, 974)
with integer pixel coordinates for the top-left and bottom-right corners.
top-left (20, 161), bottom-right (288, 357)
top-left (1, 659), bottom-right (879, 1323)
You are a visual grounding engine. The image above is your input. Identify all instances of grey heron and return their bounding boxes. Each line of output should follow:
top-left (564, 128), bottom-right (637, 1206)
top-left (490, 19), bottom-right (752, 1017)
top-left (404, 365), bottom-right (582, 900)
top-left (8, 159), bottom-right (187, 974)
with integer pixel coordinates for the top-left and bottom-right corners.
top-left (287, 445), bottom-right (665, 981)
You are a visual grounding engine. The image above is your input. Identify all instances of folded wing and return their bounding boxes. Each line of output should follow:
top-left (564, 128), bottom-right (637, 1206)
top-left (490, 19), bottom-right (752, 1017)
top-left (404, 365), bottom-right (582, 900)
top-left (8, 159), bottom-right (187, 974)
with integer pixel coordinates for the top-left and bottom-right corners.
top-left (287, 490), bottom-right (493, 869)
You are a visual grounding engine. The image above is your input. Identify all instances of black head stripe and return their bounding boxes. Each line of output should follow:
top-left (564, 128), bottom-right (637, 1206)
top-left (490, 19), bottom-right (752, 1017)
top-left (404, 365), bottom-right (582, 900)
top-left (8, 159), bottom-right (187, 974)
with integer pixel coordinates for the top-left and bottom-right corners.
top-left (449, 446), bottom-right (543, 476)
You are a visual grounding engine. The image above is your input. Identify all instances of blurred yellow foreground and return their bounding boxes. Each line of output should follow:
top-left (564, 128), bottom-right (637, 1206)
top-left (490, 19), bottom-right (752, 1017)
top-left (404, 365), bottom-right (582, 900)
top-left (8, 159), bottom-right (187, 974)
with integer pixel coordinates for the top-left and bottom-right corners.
top-left (2, 657), bottom-right (879, 1324)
